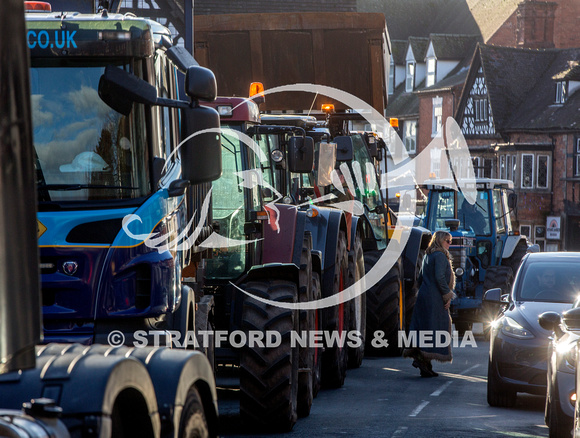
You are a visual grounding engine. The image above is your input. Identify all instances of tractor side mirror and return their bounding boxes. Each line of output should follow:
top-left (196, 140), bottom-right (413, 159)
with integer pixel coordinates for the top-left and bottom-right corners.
top-left (335, 136), bottom-right (354, 162)
top-left (288, 136), bottom-right (314, 173)
top-left (508, 193), bottom-right (517, 210)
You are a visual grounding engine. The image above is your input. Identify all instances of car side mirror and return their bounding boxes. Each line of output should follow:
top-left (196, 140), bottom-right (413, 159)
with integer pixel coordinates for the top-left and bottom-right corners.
top-left (335, 136), bottom-right (354, 162)
top-left (483, 288), bottom-right (503, 304)
top-left (288, 136), bottom-right (314, 173)
top-left (538, 311), bottom-right (562, 332)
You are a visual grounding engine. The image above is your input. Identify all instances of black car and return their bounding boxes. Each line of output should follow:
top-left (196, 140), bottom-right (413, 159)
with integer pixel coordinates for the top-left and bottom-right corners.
top-left (484, 252), bottom-right (580, 408)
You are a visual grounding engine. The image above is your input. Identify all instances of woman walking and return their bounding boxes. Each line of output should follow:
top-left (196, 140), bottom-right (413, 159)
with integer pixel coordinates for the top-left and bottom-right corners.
top-left (403, 231), bottom-right (455, 377)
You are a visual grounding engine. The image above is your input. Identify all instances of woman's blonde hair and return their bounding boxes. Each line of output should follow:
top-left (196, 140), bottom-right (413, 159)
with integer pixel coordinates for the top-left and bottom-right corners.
top-left (427, 230), bottom-right (453, 262)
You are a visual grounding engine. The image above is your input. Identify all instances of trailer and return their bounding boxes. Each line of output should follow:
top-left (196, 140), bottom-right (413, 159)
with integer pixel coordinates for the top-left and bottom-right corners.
top-left (193, 12), bottom-right (390, 115)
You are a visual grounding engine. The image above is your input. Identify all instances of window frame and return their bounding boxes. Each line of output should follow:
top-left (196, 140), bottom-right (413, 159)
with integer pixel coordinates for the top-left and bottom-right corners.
top-left (426, 57), bottom-right (436, 87)
top-left (521, 153), bottom-right (534, 189)
top-left (432, 97), bottom-right (442, 137)
top-left (406, 61), bottom-right (415, 93)
top-left (536, 154), bottom-right (549, 189)
top-left (555, 81), bottom-right (567, 104)
top-left (403, 120), bottom-right (417, 154)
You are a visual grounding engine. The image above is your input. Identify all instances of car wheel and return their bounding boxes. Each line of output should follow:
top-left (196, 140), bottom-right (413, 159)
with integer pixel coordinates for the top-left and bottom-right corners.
top-left (548, 379), bottom-right (573, 438)
top-left (487, 358), bottom-right (516, 407)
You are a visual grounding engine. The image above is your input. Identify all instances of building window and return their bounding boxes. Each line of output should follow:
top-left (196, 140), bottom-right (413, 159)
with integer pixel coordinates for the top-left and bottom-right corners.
top-left (472, 157), bottom-right (480, 177)
top-left (536, 155), bottom-right (549, 189)
top-left (406, 61), bottom-right (415, 92)
top-left (520, 224), bottom-right (531, 238)
top-left (432, 97), bottom-right (442, 137)
top-left (388, 58), bottom-right (395, 95)
top-left (403, 120), bottom-right (417, 154)
top-left (474, 98), bottom-right (488, 122)
top-left (512, 155), bottom-right (517, 182)
top-left (506, 155), bottom-right (512, 181)
top-left (521, 154), bottom-right (534, 188)
top-left (426, 57), bottom-right (436, 87)
top-left (483, 158), bottom-right (493, 178)
top-left (555, 81), bottom-right (567, 104)
top-left (499, 155), bottom-right (506, 179)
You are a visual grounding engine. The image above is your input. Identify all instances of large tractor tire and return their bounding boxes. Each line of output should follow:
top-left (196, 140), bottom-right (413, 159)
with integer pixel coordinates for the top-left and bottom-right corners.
top-left (321, 230), bottom-right (350, 389)
top-left (311, 272), bottom-right (323, 398)
top-left (365, 252), bottom-right (404, 356)
top-left (481, 265), bottom-right (513, 337)
top-left (501, 239), bottom-right (528, 277)
top-left (297, 233), bottom-right (315, 418)
top-left (347, 233), bottom-right (366, 369)
top-left (239, 280), bottom-right (299, 432)
top-left (178, 386), bottom-right (210, 438)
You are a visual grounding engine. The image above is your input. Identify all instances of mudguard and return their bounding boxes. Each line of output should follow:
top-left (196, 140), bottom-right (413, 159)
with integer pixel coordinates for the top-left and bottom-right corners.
top-left (304, 207), bottom-right (347, 273)
top-left (263, 204), bottom-right (299, 264)
top-left (402, 226), bottom-right (431, 284)
top-left (121, 347), bottom-right (218, 438)
top-left (0, 344), bottom-right (160, 437)
top-left (502, 235), bottom-right (527, 258)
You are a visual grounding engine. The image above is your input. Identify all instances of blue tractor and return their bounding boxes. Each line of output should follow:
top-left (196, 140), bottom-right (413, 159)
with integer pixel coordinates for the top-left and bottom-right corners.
top-left (422, 178), bottom-right (535, 332)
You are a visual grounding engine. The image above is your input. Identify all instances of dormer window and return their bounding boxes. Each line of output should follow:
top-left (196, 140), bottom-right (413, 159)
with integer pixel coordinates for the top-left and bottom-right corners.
top-left (406, 61), bottom-right (415, 92)
top-left (556, 81), bottom-right (567, 104)
top-left (426, 57), bottom-right (436, 87)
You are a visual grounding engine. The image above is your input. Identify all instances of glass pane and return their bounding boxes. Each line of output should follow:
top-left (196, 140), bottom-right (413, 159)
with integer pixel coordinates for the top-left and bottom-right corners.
top-left (537, 155), bottom-right (548, 188)
top-left (206, 128), bottom-right (247, 278)
top-left (31, 59), bottom-right (150, 202)
top-left (522, 155), bottom-right (534, 188)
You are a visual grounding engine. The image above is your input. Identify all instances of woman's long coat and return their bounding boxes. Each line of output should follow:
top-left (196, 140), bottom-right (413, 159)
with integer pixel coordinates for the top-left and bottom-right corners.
top-left (404, 250), bottom-right (455, 362)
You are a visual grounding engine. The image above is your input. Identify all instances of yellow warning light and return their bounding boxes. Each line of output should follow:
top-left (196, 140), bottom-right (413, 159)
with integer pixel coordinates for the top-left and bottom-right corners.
top-left (389, 118), bottom-right (399, 128)
top-left (395, 192), bottom-right (401, 198)
top-left (249, 82), bottom-right (265, 98)
top-left (321, 104), bottom-right (335, 114)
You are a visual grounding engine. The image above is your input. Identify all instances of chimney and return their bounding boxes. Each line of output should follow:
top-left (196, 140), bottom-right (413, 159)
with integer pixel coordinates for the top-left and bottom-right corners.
top-left (516, 0), bottom-right (557, 49)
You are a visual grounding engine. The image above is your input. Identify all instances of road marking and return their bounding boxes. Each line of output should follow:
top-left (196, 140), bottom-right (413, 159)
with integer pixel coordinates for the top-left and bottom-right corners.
top-left (409, 400), bottom-right (429, 417)
top-left (391, 426), bottom-right (408, 437)
top-left (430, 381), bottom-right (452, 396)
top-left (460, 364), bottom-right (480, 375)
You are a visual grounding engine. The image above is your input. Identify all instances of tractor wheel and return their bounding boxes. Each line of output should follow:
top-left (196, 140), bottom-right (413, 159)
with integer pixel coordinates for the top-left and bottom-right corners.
top-left (482, 265), bottom-right (513, 336)
top-left (501, 239), bottom-right (528, 277)
top-left (178, 386), bottom-right (210, 438)
top-left (297, 233), bottom-right (314, 418)
top-left (321, 230), bottom-right (349, 389)
top-left (311, 272), bottom-right (322, 398)
top-left (239, 280), bottom-right (299, 432)
top-left (365, 253), bottom-right (404, 356)
top-left (347, 233), bottom-right (366, 369)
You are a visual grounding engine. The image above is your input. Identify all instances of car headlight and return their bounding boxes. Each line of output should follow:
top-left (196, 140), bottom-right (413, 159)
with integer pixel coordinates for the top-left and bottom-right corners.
top-left (556, 341), bottom-right (577, 370)
top-left (500, 316), bottom-right (535, 339)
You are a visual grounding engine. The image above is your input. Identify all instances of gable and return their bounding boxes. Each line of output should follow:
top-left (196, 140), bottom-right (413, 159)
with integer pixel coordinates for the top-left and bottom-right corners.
top-left (461, 66), bottom-right (495, 136)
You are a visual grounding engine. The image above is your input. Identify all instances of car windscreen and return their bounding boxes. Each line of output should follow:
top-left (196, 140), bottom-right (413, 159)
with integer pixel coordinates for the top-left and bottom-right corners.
top-left (517, 261), bottom-right (580, 303)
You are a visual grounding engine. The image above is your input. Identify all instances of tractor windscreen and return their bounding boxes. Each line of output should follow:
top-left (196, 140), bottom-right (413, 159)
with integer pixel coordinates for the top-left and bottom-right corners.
top-left (31, 59), bottom-right (150, 204)
top-left (425, 189), bottom-right (491, 235)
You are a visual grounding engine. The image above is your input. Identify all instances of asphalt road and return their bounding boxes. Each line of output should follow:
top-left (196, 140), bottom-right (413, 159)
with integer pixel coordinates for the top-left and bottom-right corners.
top-left (216, 324), bottom-right (550, 437)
